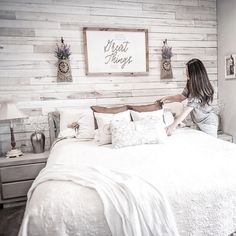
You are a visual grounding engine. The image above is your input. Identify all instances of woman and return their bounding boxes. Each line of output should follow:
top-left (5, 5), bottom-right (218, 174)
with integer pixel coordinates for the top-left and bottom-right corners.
top-left (161, 58), bottom-right (218, 137)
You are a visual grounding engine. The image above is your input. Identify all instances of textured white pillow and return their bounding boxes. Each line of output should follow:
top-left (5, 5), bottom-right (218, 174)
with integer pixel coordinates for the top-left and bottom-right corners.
top-left (59, 109), bottom-right (95, 140)
top-left (110, 118), bottom-right (167, 149)
top-left (130, 109), bottom-right (164, 122)
top-left (94, 110), bottom-right (131, 145)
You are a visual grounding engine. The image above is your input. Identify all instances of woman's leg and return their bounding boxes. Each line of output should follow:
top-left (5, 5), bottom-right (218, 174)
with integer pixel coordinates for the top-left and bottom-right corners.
top-left (197, 113), bottom-right (219, 138)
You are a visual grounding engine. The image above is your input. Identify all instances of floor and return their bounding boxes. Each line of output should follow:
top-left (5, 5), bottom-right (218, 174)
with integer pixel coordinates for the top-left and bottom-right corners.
top-left (0, 205), bottom-right (25, 236)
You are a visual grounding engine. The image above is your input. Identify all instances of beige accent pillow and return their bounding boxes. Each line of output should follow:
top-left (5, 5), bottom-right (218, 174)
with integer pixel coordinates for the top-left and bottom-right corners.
top-left (91, 105), bottom-right (128, 113)
top-left (128, 101), bottom-right (162, 112)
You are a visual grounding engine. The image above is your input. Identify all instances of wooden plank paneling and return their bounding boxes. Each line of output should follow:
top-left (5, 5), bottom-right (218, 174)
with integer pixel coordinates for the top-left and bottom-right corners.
top-left (0, 0), bottom-right (217, 155)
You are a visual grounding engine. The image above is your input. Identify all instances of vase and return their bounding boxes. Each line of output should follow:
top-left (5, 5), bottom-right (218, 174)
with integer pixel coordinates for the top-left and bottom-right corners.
top-left (57, 59), bottom-right (72, 82)
top-left (31, 131), bottom-right (45, 153)
top-left (161, 58), bottom-right (173, 79)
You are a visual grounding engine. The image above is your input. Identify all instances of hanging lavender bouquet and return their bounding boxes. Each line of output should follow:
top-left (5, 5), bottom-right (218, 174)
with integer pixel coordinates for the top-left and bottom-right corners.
top-left (55, 37), bottom-right (71, 60)
top-left (161, 39), bottom-right (173, 59)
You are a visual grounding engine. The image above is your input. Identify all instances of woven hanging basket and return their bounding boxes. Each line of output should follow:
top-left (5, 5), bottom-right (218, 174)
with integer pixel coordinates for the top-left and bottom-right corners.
top-left (57, 59), bottom-right (72, 82)
top-left (160, 58), bottom-right (173, 79)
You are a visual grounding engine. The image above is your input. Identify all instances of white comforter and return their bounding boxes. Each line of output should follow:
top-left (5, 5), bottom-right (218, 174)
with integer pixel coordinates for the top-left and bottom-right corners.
top-left (20, 167), bottom-right (179, 236)
top-left (19, 128), bottom-right (236, 236)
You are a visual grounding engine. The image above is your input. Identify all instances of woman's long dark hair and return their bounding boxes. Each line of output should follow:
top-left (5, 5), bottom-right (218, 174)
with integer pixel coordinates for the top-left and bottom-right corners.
top-left (186, 58), bottom-right (214, 105)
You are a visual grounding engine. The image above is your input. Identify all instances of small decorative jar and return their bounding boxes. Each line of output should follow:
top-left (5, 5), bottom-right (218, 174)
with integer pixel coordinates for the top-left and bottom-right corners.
top-left (30, 131), bottom-right (45, 153)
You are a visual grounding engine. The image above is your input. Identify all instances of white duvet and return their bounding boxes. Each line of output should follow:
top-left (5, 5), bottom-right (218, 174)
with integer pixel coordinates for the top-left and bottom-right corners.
top-left (19, 128), bottom-right (236, 236)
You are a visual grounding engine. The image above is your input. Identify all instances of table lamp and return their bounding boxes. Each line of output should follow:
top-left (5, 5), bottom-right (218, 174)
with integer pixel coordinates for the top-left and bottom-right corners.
top-left (0, 102), bottom-right (28, 158)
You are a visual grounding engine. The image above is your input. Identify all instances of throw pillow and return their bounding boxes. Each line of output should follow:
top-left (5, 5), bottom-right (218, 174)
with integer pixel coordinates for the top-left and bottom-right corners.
top-left (127, 101), bottom-right (162, 112)
top-left (130, 109), bottom-right (164, 122)
top-left (94, 110), bottom-right (131, 145)
top-left (91, 105), bottom-right (128, 129)
top-left (110, 118), bottom-right (167, 148)
top-left (59, 109), bottom-right (95, 140)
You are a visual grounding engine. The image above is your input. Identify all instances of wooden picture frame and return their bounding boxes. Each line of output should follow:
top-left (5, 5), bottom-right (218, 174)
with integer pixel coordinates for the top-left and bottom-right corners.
top-left (83, 27), bottom-right (149, 76)
top-left (225, 54), bottom-right (236, 79)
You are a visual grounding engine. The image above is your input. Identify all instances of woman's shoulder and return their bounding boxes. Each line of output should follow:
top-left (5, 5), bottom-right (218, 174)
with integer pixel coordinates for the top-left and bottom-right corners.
top-left (187, 96), bottom-right (214, 110)
top-left (188, 96), bottom-right (201, 103)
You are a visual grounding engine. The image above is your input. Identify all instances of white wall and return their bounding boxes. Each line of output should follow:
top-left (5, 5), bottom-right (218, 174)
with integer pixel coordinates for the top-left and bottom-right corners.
top-left (217, 0), bottom-right (236, 142)
top-left (0, 0), bottom-right (217, 154)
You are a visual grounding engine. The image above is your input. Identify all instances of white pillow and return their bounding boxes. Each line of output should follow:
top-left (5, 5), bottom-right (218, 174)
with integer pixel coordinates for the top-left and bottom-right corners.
top-left (94, 129), bottom-right (100, 143)
top-left (130, 109), bottom-right (164, 122)
top-left (162, 102), bottom-right (184, 117)
top-left (59, 109), bottom-right (95, 140)
top-left (163, 109), bottom-right (175, 127)
top-left (94, 110), bottom-right (131, 145)
top-left (110, 118), bottom-right (167, 149)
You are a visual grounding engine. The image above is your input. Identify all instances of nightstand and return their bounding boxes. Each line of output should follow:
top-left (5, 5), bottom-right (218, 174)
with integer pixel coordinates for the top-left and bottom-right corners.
top-left (0, 151), bottom-right (49, 208)
top-left (218, 133), bottom-right (233, 143)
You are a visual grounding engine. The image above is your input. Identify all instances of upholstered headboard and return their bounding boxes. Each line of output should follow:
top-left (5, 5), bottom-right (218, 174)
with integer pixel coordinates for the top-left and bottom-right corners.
top-left (48, 111), bottom-right (60, 145)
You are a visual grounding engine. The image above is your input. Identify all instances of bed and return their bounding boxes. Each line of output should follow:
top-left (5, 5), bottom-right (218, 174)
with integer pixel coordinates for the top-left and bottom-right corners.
top-left (19, 122), bottom-right (236, 236)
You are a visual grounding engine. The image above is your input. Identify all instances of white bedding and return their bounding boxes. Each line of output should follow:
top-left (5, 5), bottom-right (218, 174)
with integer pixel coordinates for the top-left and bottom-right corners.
top-left (19, 128), bottom-right (236, 236)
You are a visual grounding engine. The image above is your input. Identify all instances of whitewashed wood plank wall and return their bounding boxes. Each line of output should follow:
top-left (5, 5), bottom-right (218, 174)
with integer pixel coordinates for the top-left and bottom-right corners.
top-left (0, 0), bottom-right (217, 155)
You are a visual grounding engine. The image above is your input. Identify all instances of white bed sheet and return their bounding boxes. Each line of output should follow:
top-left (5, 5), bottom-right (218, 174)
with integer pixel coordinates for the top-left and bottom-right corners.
top-left (19, 128), bottom-right (236, 236)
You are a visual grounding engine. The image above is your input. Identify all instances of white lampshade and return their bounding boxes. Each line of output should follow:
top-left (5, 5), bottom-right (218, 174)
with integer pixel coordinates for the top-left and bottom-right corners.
top-left (0, 102), bottom-right (27, 121)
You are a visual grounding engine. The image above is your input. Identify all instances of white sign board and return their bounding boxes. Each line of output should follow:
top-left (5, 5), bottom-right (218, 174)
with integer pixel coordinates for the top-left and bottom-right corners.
top-left (83, 28), bottom-right (149, 75)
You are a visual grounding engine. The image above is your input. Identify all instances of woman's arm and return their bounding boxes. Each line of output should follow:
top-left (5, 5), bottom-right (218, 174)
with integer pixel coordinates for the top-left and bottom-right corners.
top-left (160, 94), bottom-right (186, 103)
top-left (166, 106), bottom-right (193, 136)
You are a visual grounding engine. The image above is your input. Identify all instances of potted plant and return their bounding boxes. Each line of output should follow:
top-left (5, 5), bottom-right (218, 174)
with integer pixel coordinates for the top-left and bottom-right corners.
top-left (55, 37), bottom-right (72, 82)
top-left (161, 39), bottom-right (173, 79)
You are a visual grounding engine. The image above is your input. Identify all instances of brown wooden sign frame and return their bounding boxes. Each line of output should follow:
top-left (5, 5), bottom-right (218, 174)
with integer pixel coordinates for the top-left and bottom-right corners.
top-left (83, 27), bottom-right (149, 76)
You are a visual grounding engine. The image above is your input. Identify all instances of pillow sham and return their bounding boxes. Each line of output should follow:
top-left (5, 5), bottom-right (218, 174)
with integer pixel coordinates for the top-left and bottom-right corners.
top-left (94, 110), bottom-right (131, 145)
top-left (162, 102), bottom-right (184, 117)
top-left (163, 109), bottom-right (175, 127)
top-left (130, 109), bottom-right (164, 122)
top-left (110, 118), bottom-right (167, 149)
top-left (59, 109), bottom-right (95, 140)
top-left (91, 105), bottom-right (128, 129)
top-left (127, 101), bottom-right (162, 112)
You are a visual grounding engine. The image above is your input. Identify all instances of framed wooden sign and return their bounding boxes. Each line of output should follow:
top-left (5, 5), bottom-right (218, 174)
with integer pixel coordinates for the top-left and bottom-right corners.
top-left (83, 27), bottom-right (149, 76)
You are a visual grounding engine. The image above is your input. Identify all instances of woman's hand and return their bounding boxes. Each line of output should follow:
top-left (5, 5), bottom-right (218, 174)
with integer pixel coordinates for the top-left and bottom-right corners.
top-left (158, 94), bottom-right (187, 104)
top-left (166, 107), bottom-right (193, 136)
top-left (166, 123), bottom-right (176, 136)
top-left (159, 96), bottom-right (169, 104)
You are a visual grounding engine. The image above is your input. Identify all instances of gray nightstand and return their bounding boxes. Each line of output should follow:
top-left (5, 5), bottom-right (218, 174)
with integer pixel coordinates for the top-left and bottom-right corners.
top-left (0, 151), bottom-right (49, 208)
top-left (218, 133), bottom-right (233, 143)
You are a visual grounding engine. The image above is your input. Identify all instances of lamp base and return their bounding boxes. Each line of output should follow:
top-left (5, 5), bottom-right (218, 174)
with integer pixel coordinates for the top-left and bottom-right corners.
top-left (6, 149), bottom-right (23, 158)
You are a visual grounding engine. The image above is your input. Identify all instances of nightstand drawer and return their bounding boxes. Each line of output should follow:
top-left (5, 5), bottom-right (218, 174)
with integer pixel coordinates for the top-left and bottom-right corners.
top-left (0, 163), bottom-right (45, 183)
top-left (2, 180), bottom-right (33, 199)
